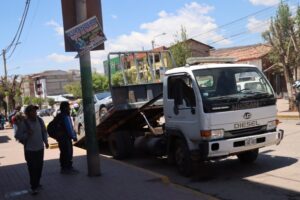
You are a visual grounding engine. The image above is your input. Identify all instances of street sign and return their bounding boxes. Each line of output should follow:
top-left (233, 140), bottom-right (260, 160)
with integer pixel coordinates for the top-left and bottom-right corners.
top-left (61, 0), bottom-right (104, 52)
top-left (65, 16), bottom-right (106, 57)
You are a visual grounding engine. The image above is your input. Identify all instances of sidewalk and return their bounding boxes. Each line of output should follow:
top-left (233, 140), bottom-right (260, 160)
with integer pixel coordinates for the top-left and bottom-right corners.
top-left (0, 129), bottom-right (214, 200)
top-left (276, 98), bottom-right (299, 119)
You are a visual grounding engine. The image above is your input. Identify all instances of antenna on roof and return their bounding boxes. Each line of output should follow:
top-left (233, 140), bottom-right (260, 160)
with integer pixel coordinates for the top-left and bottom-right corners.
top-left (186, 57), bottom-right (237, 65)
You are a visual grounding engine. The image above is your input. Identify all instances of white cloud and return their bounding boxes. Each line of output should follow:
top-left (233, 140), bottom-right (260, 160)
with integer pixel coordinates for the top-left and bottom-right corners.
top-left (249, 0), bottom-right (279, 6)
top-left (47, 53), bottom-right (74, 63)
top-left (46, 20), bottom-right (64, 36)
top-left (247, 17), bottom-right (270, 33)
top-left (111, 15), bottom-right (118, 19)
top-left (89, 2), bottom-right (232, 73)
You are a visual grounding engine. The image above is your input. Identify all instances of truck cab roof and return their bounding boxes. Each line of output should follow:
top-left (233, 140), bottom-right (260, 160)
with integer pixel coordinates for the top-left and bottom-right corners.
top-left (165, 64), bottom-right (258, 76)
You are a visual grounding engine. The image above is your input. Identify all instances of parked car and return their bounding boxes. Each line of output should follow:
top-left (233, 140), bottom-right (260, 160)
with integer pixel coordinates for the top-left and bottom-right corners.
top-left (94, 91), bottom-right (113, 118)
top-left (74, 92), bottom-right (113, 136)
top-left (37, 108), bottom-right (55, 117)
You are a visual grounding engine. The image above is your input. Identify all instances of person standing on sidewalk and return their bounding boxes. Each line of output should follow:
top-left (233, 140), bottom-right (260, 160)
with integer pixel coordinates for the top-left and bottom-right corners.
top-left (16, 105), bottom-right (49, 195)
top-left (56, 101), bottom-right (79, 174)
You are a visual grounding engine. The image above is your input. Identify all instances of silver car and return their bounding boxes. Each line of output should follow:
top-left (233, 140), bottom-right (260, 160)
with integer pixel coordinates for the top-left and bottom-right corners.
top-left (74, 92), bottom-right (113, 136)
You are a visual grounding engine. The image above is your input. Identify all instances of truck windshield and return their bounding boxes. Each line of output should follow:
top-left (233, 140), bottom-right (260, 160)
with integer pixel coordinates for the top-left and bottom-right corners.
top-left (192, 67), bottom-right (276, 112)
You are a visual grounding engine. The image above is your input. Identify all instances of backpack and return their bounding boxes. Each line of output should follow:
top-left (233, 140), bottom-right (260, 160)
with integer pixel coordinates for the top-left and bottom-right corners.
top-left (14, 117), bottom-right (44, 144)
top-left (47, 116), bottom-right (63, 140)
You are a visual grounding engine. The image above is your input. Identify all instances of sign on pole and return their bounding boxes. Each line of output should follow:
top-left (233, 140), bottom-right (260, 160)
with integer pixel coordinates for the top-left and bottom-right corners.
top-left (61, 0), bottom-right (104, 52)
top-left (65, 16), bottom-right (106, 57)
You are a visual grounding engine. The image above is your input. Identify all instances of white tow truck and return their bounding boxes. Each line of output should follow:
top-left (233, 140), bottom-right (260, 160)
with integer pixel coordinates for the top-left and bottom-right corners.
top-left (77, 52), bottom-right (284, 176)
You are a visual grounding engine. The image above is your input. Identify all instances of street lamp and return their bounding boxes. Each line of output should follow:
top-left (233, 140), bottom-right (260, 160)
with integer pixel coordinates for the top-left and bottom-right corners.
top-left (151, 32), bottom-right (166, 50)
top-left (151, 33), bottom-right (166, 80)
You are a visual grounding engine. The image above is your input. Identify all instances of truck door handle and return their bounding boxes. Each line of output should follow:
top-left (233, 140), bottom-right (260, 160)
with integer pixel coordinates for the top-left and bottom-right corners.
top-left (167, 116), bottom-right (172, 118)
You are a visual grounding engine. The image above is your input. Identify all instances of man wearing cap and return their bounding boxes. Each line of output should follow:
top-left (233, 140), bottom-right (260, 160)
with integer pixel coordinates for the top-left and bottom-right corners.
top-left (16, 105), bottom-right (49, 195)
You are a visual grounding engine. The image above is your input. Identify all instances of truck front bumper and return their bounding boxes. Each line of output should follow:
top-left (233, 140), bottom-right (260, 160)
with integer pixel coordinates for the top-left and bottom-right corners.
top-left (196, 129), bottom-right (284, 159)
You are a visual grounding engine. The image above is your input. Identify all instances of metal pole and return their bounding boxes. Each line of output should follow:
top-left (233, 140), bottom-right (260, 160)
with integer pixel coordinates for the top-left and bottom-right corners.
top-left (146, 52), bottom-right (155, 82)
top-left (119, 54), bottom-right (128, 85)
top-left (75, 0), bottom-right (101, 176)
top-left (133, 53), bottom-right (141, 83)
top-left (2, 49), bottom-right (9, 116)
top-left (151, 41), bottom-right (155, 81)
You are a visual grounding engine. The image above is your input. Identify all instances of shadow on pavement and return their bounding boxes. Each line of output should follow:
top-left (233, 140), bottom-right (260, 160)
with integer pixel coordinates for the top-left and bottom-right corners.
top-left (0, 135), bottom-right (11, 143)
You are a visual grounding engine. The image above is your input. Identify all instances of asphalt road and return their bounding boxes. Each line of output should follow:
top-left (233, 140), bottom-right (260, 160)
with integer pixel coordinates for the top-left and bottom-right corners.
top-left (120, 120), bottom-right (300, 200)
top-left (43, 115), bottom-right (300, 200)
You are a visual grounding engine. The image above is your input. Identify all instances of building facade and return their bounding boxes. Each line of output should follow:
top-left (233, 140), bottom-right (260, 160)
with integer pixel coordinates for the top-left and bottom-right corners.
top-left (21, 69), bottom-right (81, 98)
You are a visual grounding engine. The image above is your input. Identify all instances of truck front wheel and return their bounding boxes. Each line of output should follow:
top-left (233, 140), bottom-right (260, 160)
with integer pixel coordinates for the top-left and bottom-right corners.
top-left (175, 139), bottom-right (192, 177)
top-left (237, 149), bottom-right (259, 164)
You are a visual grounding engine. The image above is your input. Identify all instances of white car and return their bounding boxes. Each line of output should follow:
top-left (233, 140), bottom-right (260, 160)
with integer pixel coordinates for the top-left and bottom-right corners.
top-left (74, 92), bottom-right (113, 136)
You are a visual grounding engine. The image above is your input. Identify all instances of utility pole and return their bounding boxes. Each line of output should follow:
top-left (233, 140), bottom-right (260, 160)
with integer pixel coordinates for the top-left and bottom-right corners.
top-left (75, 0), bottom-right (101, 176)
top-left (2, 49), bottom-right (9, 116)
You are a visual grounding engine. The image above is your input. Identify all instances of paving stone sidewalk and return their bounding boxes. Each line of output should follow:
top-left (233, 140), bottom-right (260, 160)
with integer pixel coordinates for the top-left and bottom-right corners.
top-left (0, 128), bottom-right (214, 200)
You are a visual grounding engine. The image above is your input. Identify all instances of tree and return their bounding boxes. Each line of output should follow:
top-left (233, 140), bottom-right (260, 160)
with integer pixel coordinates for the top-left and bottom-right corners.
top-left (64, 82), bottom-right (82, 98)
top-left (112, 71), bottom-right (125, 86)
top-left (47, 98), bottom-right (55, 108)
top-left (263, 2), bottom-right (298, 110)
top-left (23, 96), bottom-right (32, 105)
top-left (169, 26), bottom-right (191, 67)
top-left (92, 73), bottom-right (109, 92)
top-left (1, 75), bottom-right (23, 112)
top-left (32, 97), bottom-right (44, 109)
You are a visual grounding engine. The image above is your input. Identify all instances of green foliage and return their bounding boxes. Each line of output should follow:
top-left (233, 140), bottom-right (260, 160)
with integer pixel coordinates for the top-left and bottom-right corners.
top-left (64, 82), bottom-right (82, 98)
top-left (170, 26), bottom-right (191, 67)
top-left (23, 96), bottom-right (32, 105)
top-left (47, 98), bottom-right (55, 108)
top-left (32, 97), bottom-right (44, 108)
top-left (112, 71), bottom-right (125, 86)
top-left (262, 1), bottom-right (300, 110)
top-left (92, 73), bottom-right (109, 92)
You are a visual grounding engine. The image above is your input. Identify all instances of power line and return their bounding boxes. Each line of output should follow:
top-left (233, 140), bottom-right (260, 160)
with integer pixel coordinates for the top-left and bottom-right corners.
top-left (1, 0), bottom-right (31, 59)
top-left (189, 4), bottom-right (277, 40)
top-left (189, 0), bottom-right (296, 43)
top-left (208, 1), bottom-right (300, 47)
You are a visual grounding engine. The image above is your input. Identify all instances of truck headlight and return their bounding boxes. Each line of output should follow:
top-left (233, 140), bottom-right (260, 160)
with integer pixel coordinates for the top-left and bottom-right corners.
top-left (266, 120), bottom-right (279, 130)
top-left (201, 129), bottom-right (224, 140)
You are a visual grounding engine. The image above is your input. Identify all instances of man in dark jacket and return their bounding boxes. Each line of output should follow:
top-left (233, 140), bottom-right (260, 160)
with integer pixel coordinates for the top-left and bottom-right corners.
top-left (57, 101), bottom-right (78, 174)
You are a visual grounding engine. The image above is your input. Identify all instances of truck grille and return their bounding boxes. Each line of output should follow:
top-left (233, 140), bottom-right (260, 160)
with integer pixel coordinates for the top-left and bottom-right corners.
top-left (225, 125), bottom-right (266, 138)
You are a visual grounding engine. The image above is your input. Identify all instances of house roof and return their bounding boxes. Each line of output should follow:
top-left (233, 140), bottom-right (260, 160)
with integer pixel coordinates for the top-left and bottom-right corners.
top-left (210, 43), bottom-right (272, 62)
top-left (123, 46), bottom-right (169, 62)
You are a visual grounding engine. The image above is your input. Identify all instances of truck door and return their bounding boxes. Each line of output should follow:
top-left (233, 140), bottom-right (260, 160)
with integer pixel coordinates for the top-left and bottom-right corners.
top-left (165, 75), bottom-right (199, 138)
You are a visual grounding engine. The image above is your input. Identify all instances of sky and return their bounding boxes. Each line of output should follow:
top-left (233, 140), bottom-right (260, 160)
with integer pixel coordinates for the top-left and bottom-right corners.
top-left (0, 0), bottom-right (298, 76)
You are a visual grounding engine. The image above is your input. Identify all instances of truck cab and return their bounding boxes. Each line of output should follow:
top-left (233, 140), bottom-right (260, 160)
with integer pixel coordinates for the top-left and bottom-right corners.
top-left (163, 63), bottom-right (283, 176)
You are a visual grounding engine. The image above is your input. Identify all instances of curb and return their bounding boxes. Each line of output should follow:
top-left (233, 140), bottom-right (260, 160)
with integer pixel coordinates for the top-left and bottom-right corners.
top-left (101, 155), bottom-right (171, 184)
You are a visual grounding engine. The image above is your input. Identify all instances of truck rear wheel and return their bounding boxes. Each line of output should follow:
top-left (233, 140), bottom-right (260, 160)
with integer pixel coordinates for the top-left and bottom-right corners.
top-left (237, 149), bottom-right (259, 164)
top-left (108, 131), bottom-right (133, 160)
top-left (175, 139), bottom-right (192, 177)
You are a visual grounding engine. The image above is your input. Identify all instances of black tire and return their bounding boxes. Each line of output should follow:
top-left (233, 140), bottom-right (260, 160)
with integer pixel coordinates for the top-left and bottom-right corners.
top-left (108, 131), bottom-right (133, 160)
top-left (175, 139), bottom-right (193, 177)
top-left (99, 107), bottom-right (108, 120)
top-left (237, 149), bottom-right (259, 164)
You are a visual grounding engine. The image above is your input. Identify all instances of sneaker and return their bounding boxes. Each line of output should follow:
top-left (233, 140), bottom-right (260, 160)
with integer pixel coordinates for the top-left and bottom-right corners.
top-left (60, 168), bottom-right (79, 175)
top-left (30, 189), bottom-right (38, 195)
top-left (69, 168), bottom-right (79, 174)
